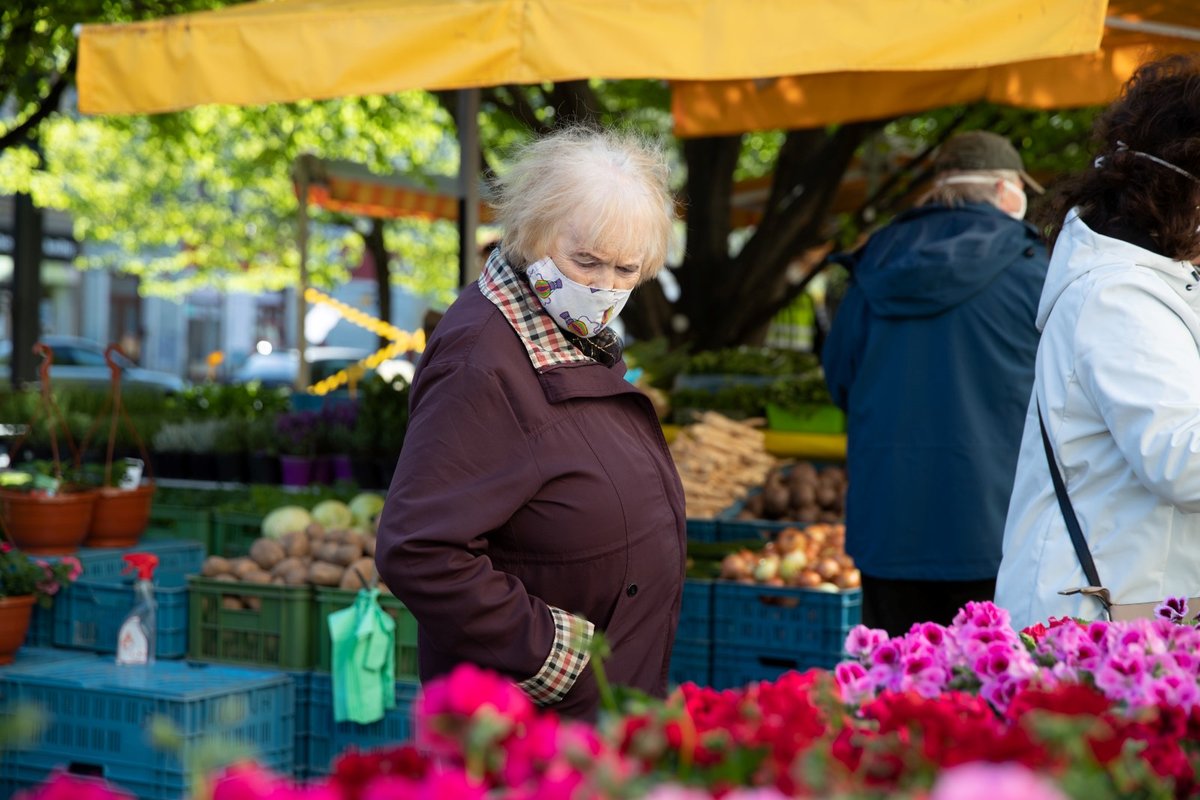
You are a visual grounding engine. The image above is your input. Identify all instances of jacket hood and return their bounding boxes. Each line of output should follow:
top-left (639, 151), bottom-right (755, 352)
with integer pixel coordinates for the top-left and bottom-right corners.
top-left (1036, 211), bottom-right (1199, 331)
top-left (845, 203), bottom-right (1036, 319)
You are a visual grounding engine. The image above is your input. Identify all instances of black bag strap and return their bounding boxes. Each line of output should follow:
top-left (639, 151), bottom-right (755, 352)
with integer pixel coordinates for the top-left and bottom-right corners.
top-left (1037, 402), bottom-right (1106, 591)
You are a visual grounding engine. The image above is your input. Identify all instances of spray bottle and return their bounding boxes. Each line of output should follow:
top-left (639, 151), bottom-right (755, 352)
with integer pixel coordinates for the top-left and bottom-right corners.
top-left (116, 553), bottom-right (158, 666)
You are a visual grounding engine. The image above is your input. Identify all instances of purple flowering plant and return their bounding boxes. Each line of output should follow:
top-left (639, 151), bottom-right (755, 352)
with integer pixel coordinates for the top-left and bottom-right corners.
top-left (275, 410), bottom-right (322, 457)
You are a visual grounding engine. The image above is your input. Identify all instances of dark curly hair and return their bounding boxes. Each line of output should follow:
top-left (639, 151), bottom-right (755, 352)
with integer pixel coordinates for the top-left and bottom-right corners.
top-left (1038, 54), bottom-right (1200, 261)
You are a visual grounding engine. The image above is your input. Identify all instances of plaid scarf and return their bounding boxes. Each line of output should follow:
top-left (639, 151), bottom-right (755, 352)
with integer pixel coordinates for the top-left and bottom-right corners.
top-left (478, 249), bottom-right (621, 371)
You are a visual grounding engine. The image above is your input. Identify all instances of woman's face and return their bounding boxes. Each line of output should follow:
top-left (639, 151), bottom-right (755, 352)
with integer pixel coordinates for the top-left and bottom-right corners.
top-left (548, 227), bottom-right (643, 291)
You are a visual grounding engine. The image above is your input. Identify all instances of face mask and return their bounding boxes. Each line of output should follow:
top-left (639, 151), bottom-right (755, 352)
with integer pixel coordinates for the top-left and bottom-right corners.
top-left (526, 257), bottom-right (631, 339)
top-left (935, 175), bottom-right (1027, 220)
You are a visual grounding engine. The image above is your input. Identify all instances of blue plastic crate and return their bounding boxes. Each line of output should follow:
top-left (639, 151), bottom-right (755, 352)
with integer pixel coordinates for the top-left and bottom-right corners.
top-left (289, 671), bottom-right (313, 780)
top-left (669, 638), bottom-right (712, 688)
top-left (678, 579), bottom-right (713, 642)
top-left (711, 649), bottom-right (843, 691)
top-left (0, 659), bottom-right (294, 800)
top-left (303, 674), bottom-right (419, 777)
top-left (1, 646), bottom-right (96, 674)
top-left (24, 605), bottom-right (54, 648)
top-left (685, 517), bottom-right (720, 543)
top-left (54, 540), bottom-right (206, 583)
top-left (52, 574), bottom-right (189, 659)
top-left (712, 581), bottom-right (861, 659)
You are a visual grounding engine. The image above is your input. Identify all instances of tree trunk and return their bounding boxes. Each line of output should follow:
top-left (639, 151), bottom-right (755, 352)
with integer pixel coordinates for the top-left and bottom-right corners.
top-left (363, 219), bottom-right (391, 351)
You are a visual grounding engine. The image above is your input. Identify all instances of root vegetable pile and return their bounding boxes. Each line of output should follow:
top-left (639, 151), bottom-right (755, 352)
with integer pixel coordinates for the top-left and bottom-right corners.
top-left (670, 412), bottom-right (776, 518)
top-left (201, 519), bottom-right (384, 610)
top-left (719, 523), bottom-right (860, 592)
top-left (736, 462), bottom-right (845, 524)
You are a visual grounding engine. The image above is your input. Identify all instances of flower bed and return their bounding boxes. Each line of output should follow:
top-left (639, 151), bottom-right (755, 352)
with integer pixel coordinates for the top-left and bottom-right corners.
top-left (15, 600), bottom-right (1200, 800)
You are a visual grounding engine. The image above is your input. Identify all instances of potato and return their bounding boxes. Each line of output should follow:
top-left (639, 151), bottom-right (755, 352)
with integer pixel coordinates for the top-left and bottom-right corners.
top-left (361, 535), bottom-right (376, 557)
top-left (279, 531), bottom-right (310, 558)
top-left (244, 596), bottom-right (263, 612)
top-left (282, 563), bottom-right (309, 586)
top-left (221, 596), bottom-right (243, 611)
top-left (329, 542), bottom-right (363, 567)
top-left (339, 558), bottom-right (377, 590)
top-left (202, 556), bottom-right (232, 578)
top-left (271, 556), bottom-right (304, 577)
top-left (308, 561), bottom-right (344, 586)
top-left (241, 569), bottom-right (273, 585)
top-left (250, 538), bottom-right (286, 571)
top-left (314, 542), bottom-right (341, 564)
top-left (305, 522), bottom-right (326, 540)
top-left (232, 558), bottom-right (262, 580)
top-left (213, 573), bottom-right (238, 583)
top-left (271, 575), bottom-right (286, 585)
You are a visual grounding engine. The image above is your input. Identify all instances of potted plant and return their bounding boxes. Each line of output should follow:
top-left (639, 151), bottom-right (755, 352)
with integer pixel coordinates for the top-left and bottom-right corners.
top-left (0, 541), bottom-right (81, 664)
top-left (151, 422), bottom-right (191, 479)
top-left (320, 402), bottom-right (357, 485)
top-left (213, 419), bottom-right (250, 484)
top-left (276, 411), bottom-right (320, 487)
top-left (182, 420), bottom-right (222, 482)
top-left (245, 415), bottom-right (281, 485)
top-left (0, 465), bottom-right (97, 556)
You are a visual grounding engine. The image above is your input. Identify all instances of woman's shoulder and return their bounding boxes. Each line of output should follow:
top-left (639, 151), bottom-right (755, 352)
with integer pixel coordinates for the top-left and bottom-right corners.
top-left (419, 285), bottom-right (535, 381)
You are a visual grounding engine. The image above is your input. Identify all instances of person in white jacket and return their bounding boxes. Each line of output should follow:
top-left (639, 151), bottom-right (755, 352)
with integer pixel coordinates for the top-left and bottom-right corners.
top-left (996, 54), bottom-right (1200, 631)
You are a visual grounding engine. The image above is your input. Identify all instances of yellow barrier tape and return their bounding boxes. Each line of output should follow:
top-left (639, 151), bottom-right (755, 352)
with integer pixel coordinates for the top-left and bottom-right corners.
top-left (303, 287), bottom-right (426, 395)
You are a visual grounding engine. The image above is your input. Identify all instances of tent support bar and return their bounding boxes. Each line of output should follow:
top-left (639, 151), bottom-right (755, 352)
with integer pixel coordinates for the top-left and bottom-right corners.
top-left (295, 157), bottom-right (312, 391)
top-left (457, 88), bottom-right (481, 287)
top-left (1105, 16), bottom-right (1200, 42)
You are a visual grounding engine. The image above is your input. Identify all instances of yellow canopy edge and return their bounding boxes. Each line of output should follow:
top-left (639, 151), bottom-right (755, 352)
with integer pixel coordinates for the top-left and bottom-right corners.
top-left (77, 0), bottom-right (1105, 116)
top-left (673, 2), bottom-right (1198, 136)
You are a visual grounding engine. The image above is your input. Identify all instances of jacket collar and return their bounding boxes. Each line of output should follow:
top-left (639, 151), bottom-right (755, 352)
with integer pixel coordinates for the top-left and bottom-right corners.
top-left (478, 249), bottom-right (596, 373)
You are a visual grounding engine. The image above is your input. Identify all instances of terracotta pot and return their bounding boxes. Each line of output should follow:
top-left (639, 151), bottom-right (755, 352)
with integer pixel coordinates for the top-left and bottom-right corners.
top-left (0, 595), bottom-right (36, 665)
top-left (85, 483), bottom-right (156, 548)
top-left (0, 489), bottom-right (96, 556)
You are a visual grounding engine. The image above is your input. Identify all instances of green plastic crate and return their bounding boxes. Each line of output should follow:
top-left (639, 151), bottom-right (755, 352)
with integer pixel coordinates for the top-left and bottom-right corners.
top-left (765, 403), bottom-right (846, 434)
top-left (188, 576), bottom-right (313, 669)
top-left (211, 510), bottom-right (265, 558)
top-left (312, 586), bottom-right (418, 680)
top-left (144, 503), bottom-right (213, 550)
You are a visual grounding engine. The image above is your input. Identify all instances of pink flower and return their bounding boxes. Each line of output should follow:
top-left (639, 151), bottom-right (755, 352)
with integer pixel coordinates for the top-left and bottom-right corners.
top-left (363, 770), bottom-right (487, 800)
top-left (0, 541), bottom-right (12, 553)
top-left (15, 773), bottom-right (133, 800)
top-left (1155, 596), bottom-right (1189, 622)
top-left (931, 762), bottom-right (1067, 800)
top-left (834, 661), bottom-right (876, 705)
top-left (59, 556), bottom-right (82, 581)
top-left (210, 764), bottom-right (302, 800)
top-left (724, 790), bottom-right (793, 800)
top-left (642, 787), bottom-right (712, 800)
top-left (952, 601), bottom-right (1011, 631)
top-left (418, 662), bottom-right (532, 722)
top-left (844, 625), bottom-right (889, 658)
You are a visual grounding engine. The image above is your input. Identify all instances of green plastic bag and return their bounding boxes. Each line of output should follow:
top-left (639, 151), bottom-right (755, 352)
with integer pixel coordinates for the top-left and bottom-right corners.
top-left (328, 587), bottom-right (396, 724)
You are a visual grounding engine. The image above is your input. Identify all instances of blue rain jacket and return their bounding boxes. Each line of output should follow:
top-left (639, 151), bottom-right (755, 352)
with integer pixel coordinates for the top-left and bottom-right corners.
top-left (823, 202), bottom-right (1048, 580)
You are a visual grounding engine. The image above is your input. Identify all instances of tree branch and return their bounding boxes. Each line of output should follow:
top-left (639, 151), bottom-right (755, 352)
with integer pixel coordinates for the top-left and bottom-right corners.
top-left (0, 54), bottom-right (75, 153)
top-left (546, 80), bottom-right (602, 127)
top-left (481, 85), bottom-right (553, 135)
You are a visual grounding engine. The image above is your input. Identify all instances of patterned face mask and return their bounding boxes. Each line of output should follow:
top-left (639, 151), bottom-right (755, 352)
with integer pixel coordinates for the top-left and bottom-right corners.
top-left (526, 257), bottom-right (632, 338)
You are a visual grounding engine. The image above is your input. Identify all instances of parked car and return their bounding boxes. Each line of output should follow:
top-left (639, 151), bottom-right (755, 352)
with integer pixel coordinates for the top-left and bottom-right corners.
top-left (0, 335), bottom-right (187, 394)
top-left (231, 347), bottom-right (414, 389)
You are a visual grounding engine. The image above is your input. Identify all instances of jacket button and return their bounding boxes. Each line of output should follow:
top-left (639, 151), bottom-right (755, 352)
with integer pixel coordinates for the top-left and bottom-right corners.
top-left (1024, 247), bottom-right (1036, 258)
top-left (626, 583), bottom-right (638, 597)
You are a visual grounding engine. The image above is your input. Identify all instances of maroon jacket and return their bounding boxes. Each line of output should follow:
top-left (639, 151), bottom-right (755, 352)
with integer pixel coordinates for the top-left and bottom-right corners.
top-left (375, 257), bottom-right (686, 719)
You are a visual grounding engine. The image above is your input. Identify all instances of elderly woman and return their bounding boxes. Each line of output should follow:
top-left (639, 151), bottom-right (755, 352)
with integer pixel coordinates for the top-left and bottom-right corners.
top-left (375, 127), bottom-right (685, 719)
top-left (997, 54), bottom-right (1200, 628)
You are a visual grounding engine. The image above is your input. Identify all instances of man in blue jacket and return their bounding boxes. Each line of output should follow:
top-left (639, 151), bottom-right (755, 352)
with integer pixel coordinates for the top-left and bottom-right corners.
top-left (823, 131), bottom-right (1049, 636)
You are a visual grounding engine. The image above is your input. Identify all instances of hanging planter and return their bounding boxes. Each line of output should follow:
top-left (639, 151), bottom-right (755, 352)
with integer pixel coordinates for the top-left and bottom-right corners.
top-left (0, 343), bottom-right (95, 556)
top-left (0, 488), bottom-right (96, 555)
top-left (77, 344), bottom-right (158, 549)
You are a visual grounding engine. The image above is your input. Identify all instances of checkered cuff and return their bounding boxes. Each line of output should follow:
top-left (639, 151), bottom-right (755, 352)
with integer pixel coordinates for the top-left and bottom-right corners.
top-left (517, 607), bottom-right (594, 706)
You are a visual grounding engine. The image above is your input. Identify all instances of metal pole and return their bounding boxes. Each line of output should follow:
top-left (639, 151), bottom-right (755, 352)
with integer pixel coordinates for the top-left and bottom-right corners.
top-left (295, 156), bottom-right (312, 392)
top-left (457, 88), bottom-right (481, 287)
top-left (12, 194), bottom-right (43, 389)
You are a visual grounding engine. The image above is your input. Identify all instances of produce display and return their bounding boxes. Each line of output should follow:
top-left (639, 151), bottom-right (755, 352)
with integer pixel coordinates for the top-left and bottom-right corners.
top-left (669, 412), bottom-right (776, 518)
top-left (200, 495), bottom-right (385, 609)
top-left (719, 523), bottom-right (861, 591)
top-left (733, 461), bottom-right (846, 524)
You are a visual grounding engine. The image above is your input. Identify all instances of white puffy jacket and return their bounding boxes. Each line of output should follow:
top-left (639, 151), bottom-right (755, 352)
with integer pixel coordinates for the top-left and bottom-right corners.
top-left (995, 211), bottom-right (1200, 630)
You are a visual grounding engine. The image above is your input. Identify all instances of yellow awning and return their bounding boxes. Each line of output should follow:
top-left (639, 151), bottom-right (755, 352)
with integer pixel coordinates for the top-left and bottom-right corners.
top-left (673, 1), bottom-right (1197, 136)
top-left (77, 0), bottom-right (1105, 116)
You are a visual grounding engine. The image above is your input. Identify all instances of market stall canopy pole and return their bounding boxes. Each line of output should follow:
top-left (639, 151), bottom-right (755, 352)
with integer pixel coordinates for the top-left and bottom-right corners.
top-left (673, 3), bottom-right (1198, 137)
top-left (75, 0), bottom-right (1105, 116)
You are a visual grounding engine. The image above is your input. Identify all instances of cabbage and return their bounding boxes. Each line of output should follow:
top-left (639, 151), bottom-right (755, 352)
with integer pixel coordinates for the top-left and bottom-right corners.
top-left (311, 499), bottom-right (353, 530)
top-left (348, 492), bottom-right (386, 527)
top-left (261, 505), bottom-right (312, 539)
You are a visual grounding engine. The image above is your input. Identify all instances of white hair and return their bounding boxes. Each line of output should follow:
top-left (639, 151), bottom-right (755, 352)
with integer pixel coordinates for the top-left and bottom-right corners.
top-left (490, 127), bottom-right (676, 282)
top-left (918, 168), bottom-right (1019, 209)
